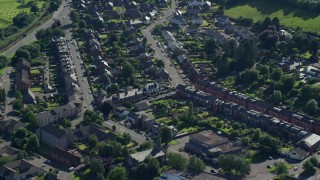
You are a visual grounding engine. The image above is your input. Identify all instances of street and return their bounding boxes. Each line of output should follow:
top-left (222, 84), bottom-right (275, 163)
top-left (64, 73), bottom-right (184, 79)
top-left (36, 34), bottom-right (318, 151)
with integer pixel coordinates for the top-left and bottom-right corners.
top-left (141, 0), bottom-right (186, 88)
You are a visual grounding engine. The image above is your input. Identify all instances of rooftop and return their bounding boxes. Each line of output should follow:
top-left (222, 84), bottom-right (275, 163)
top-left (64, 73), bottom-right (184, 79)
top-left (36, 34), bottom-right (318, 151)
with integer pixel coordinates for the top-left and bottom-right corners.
top-left (190, 130), bottom-right (229, 147)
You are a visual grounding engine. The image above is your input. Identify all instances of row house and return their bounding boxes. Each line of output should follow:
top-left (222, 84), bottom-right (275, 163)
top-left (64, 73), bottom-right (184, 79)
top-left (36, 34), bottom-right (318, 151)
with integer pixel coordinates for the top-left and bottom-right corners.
top-left (176, 85), bottom-right (311, 142)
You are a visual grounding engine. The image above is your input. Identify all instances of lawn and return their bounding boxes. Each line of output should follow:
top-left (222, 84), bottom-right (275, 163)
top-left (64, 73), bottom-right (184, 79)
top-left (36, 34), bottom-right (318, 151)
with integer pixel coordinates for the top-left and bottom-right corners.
top-left (31, 86), bottom-right (41, 93)
top-left (168, 140), bottom-right (178, 145)
top-left (179, 126), bottom-right (199, 134)
top-left (224, 0), bottom-right (320, 33)
top-left (45, 101), bottom-right (59, 110)
top-left (77, 143), bottom-right (87, 151)
top-left (31, 69), bottom-right (40, 75)
top-left (0, 0), bottom-right (46, 28)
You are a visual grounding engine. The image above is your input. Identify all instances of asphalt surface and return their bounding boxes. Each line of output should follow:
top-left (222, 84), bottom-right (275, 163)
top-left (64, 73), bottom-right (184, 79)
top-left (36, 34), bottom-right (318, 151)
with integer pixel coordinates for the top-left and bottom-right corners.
top-left (141, 0), bottom-right (186, 88)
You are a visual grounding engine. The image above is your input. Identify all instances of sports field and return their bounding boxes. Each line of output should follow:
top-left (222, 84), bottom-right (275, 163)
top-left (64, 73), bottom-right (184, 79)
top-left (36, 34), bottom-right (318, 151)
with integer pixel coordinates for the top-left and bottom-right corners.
top-left (225, 0), bottom-right (320, 33)
top-left (0, 0), bottom-right (45, 28)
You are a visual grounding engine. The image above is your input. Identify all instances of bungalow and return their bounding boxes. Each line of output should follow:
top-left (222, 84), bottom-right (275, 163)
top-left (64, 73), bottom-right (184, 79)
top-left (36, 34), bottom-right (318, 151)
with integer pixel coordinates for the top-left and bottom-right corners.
top-left (125, 9), bottom-right (142, 19)
top-left (0, 159), bottom-right (45, 180)
top-left (0, 119), bottom-right (25, 137)
top-left (115, 106), bottom-right (130, 118)
top-left (216, 16), bottom-right (232, 27)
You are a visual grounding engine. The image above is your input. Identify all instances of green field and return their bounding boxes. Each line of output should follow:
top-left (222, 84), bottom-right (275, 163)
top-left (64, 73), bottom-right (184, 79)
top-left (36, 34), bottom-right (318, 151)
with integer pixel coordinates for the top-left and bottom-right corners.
top-left (225, 0), bottom-right (320, 33)
top-left (0, 0), bottom-right (45, 28)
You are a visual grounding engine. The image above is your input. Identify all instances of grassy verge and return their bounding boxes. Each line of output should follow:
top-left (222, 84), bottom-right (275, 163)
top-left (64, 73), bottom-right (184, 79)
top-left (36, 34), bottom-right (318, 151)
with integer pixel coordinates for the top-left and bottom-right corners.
top-left (224, 0), bottom-right (320, 33)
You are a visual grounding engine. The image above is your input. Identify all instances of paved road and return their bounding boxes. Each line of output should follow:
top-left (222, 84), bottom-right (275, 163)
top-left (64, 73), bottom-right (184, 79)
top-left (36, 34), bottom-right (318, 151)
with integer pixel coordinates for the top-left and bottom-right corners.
top-left (3, 0), bottom-right (71, 57)
top-left (141, 0), bottom-right (185, 88)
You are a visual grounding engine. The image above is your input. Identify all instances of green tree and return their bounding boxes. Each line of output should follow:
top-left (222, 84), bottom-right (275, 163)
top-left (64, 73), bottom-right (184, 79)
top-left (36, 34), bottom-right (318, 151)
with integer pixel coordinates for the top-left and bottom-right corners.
top-left (310, 157), bottom-right (319, 167)
top-left (218, 154), bottom-right (250, 176)
top-left (258, 134), bottom-right (281, 155)
top-left (107, 166), bottom-right (128, 180)
top-left (167, 153), bottom-right (188, 171)
top-left (88, 135), bottom-right (98, 148)
top-left (271, 68), bottom-right (283, 81)
top-left (281, 75), bottom-right (295, 93)
top-left (303, 159), bottom-right (316, 175)
top-left (274, 162), bottom-right (288, 175)
top-left (235, 39), bottom-right (257, 70)
top-left (145, 157), bottom-right (160, 179)
top-left (69, 10), bottom-right (80, 23)
top-left (0, 56), bottom-right (8, 68)
top-left (161, 126), bottom-right (173, 145)
top-left (271, 90), bottom-right (282, 104)
top-left (30, 5), bottom-right (39, 13)
top-left (90, 159), bottom-right (105, 175)
top-left (84, 110), bottom-right (104, 125)
top-left (305, 99), bottom-right (318, 116)
top-left (26, 134), bottom-right (39, 151)
top-left (258, 65), bottom-right (269, 78)
top-left (132, 163), bottom-right (148, 180)
top-left (188, 156), bottom-right (206, 172)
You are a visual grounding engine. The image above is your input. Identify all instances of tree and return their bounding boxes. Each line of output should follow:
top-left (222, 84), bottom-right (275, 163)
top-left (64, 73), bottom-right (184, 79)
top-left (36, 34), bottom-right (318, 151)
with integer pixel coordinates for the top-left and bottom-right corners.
top-left (161, 126), bottom-right (173, 144)
top-left (274, 162), bottom-right (288, 175)
top-left (61, 118), bottom-right (71, 128)
top-left (145, 157), bottom-right (160, 179)
top-left (88, 135), bottom-right (98, 148)
top-left (188, 156), bottom-right (205, 172)
top-left (0, 56), bottom-right (8, 68)
top-left (310, 157), bottom-right (319, 167)
top-left (122, 61), bottom-right (136, 82)
top-left (108, 166), bottom-right (128, 180)
top-left (133, 163), bottom-right (148, 180)
top-left (226, 39), bottom-right (238, 57)
top-left (84, 110), bottom-right (104, 125)
top-left (167, 153), bottom-right (188, 171)
top-left (310, 39), bottom-right (319, 55)
top-left (30, 5), bottom-right (39, 13)
top-left (216, 56), bottom-right (231, 76)
top-left (241, 137), bottom-right (250, 146)
top-left (305, 99), bottom-right (318, 116)
top-left (281, 75), bottom-right (295, 93)
top-left (90, 159), bottom-right (105, 175)
top-left (26, 135), bottom-right (39, 151)
top-left (271, 68), bottom-right (283, 81)
top-left (258, 134), bottom-right (281, 155)
top-left (14, 128), bottom-right (28, 139)
top-left (258, 65), bottom-right (269, 78)
top-left (116, 133), bottom-right (131, 145)
top-left (187, 101), bottom-right (194, 124)
top-left (303, 159), bottom-right (316, 175)
top-left (271, 90), bottom-right (282, 104)
top-left (13, 13), bottom-right (33, 28)
top-left (69, 10), bottom-right (80, 23)
top-left (204, 39), bottom-right (218, 55)
top-left (218, 154), bottom-right (250, 176)
top-left (235, 39), bottom-right (257, 71)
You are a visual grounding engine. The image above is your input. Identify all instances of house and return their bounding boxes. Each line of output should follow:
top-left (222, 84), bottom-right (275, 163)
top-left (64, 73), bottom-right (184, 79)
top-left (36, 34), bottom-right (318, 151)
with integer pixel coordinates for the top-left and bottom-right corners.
top-left (158, 0), bottom-right (168, 7)
top-left (289, 147), bottom-right (309, 161)
top-left (127, 138), bottom-right (165, 167)
top-left (143, 82), bottom-right (159, 94)
top-left (0, 120), bottom-right (25, 137)
top-left (23, 89), bottom-right (36, 104)
top-left (125, 9), bottom-right (142, 19)
top-left (50, 147), bottom-right (81, 167)
top-left (142, 16), bottom-right (151, 24)
top-left (113, 0), bottom-right (123, 7)
top-left (15, 59), bottom-right (31, 73)
top-left (115, 106), bottom-right (130, 118)
top-left (15, 69), bottom-right (30, 91)
top-left (191, 15), bottom-right (203, 26)
top-left (0, 159), bottom-right (45, 180)
top-left (0, 146), bottom-right (20, 160)
top-left (105, 2), bottom-right (113, 10)
top-left (299, 133), bottom-right (320, 152)
top-left (187, 5), bottom-right (202, 15)
top-left (236, 27), bottom-right (258, 42)
top-left (134, 101), bottom-right (150, 111)
top-left (202, 1), bottom-right (211, 11)
top-left (36, 124), bottom-right (70, 149)
top-left (170, 16), bottom-right (184, 26)
top-left (185, 130), bottom-right (241, 158)
top-left (216, 16), bottom-right (231, 27)
top-left (72, 123), bottom-right (117, 142)
top-left (128, 1), bottom-right (138, 9)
